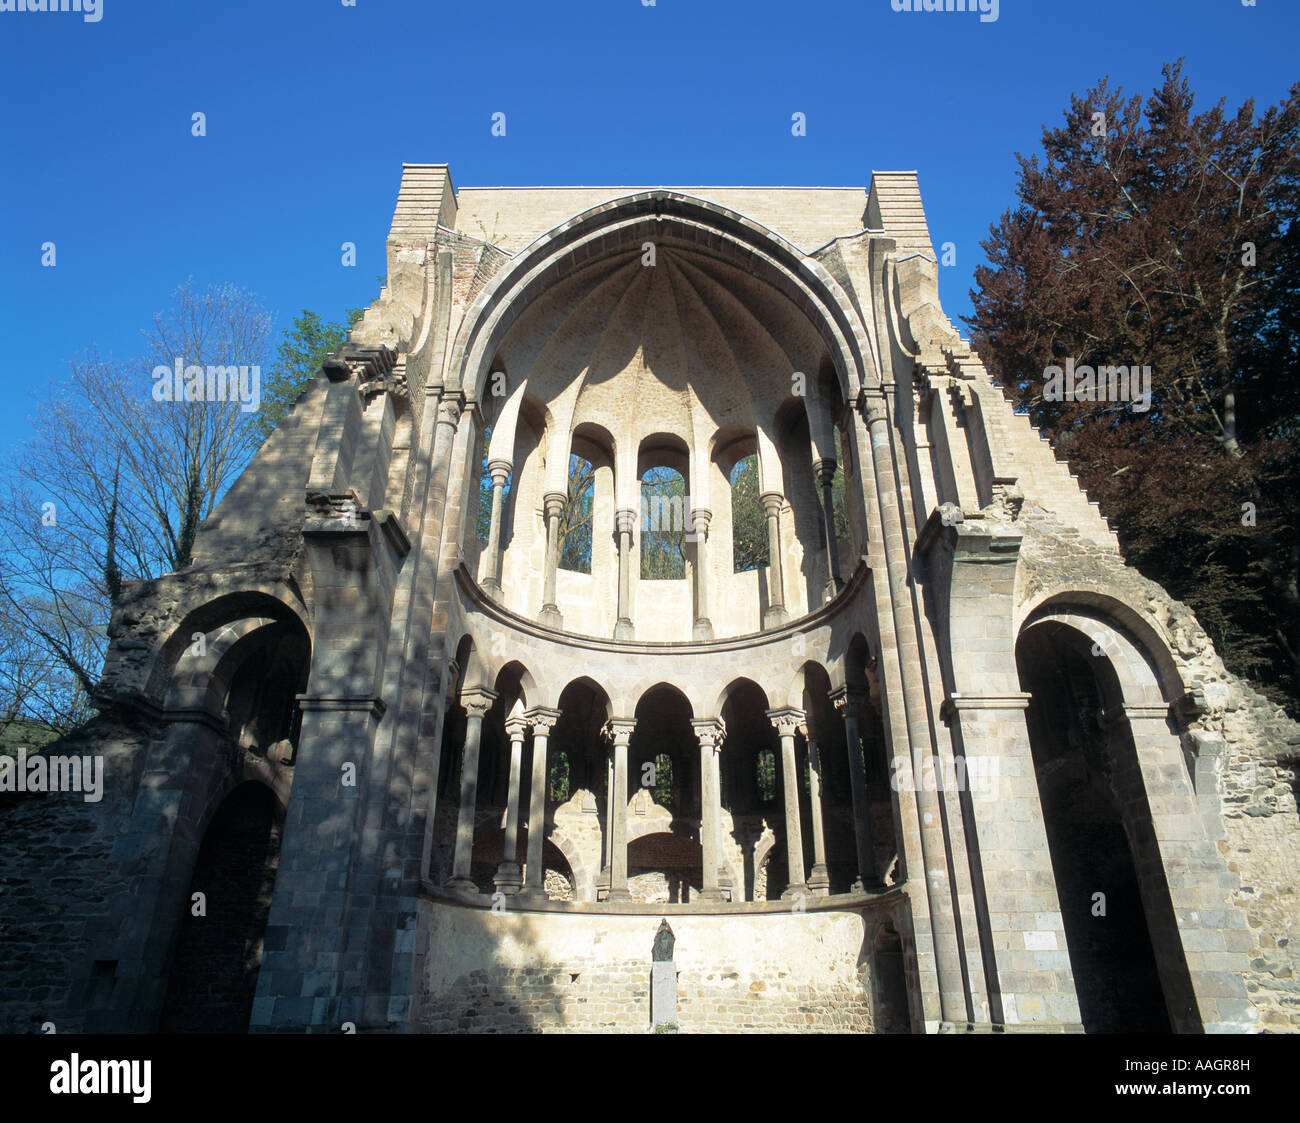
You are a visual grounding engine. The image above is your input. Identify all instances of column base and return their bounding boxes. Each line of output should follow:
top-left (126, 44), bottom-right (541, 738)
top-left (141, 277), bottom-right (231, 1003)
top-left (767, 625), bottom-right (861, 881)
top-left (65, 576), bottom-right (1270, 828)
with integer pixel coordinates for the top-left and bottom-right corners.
top-left (444, 876), bottom-right (481, 894)
top-left (493, 861), bottom-right (522, 894)
top-left (613, 618), bottom-right (634, 640)
top-left (692, 618), bottom-right (714, 641)
top-left (851, 875), bottom-right (888, 894)
top-left (696, 887), bottom-right (724, 902)
top-left (808, 864), bottom-right (831, 896)
top-left (762, 605), bottom-right (790, 629)
top-left (605, 887), bottom-right (632, 902)
top-left (780, 883), bottom-right (809, 902)
top-left (482, 577), bottom-right (502, 597)
top-left (516, 885), bottom-right (549, 903)
top-left (539, 604), bottom-right (563, 629)
top-left (823, 579), bottom-right (843, 603)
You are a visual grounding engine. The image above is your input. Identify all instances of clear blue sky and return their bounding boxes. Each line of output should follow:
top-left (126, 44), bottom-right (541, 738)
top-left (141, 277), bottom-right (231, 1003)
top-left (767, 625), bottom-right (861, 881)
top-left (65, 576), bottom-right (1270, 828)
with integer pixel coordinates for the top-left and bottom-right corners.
top-left (1, 0), bottom-right (1296, 456)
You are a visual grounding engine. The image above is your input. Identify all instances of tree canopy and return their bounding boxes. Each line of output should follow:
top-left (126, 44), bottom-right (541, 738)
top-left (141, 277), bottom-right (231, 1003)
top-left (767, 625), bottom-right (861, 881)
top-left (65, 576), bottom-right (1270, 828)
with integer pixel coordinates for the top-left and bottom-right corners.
top-left (967, 60), bottom-right (1300, 708)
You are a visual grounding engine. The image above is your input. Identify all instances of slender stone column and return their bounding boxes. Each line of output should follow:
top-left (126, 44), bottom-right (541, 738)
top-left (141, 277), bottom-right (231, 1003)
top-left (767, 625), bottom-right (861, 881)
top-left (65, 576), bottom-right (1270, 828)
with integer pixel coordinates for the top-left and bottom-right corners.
top-left (603, 718), bottom-right (636, 901)
top-left (493, 715), bottom-right (529, 893)
top-left (613, 507), bottom-right (636, 640)
top-left (481, 458), bottom-right (512, 595)
top-left (692, 719), bottom-right (726, 900)
top-left (521, 707), bottom-right (561, 899)
top-left (601, 750), bottom-right (616, 883)
top-left (760, 492), bottom-right (789, 627)
top-left (690, 508), bottom-right (713, 641)
top-left (539, 492), bottom-right (566, 628)
top-left (446, 687), bottom-right (499, 891)
top-left (801, 718), bottom-right (831, 896)
top-left (710, 739), bottom-right (732, 898)
top-left (813, 457), bottom-right (843, 601)
top-left (831, 685), bottom-right (880, 890)
top-left (767, 707), bottom-right (807, 898)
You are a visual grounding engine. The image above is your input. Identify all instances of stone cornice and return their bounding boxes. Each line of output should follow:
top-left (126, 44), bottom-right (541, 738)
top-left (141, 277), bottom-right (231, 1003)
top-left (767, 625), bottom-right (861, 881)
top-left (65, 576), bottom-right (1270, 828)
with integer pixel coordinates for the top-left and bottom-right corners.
top-left (296, 694), bottom-right (386, 719)
top-left (453, 556), bottom-right (871, 656)
top-left (420, 881), bottom-right (906, 916)
top-left (941, 693), bottom-right (1032, 722)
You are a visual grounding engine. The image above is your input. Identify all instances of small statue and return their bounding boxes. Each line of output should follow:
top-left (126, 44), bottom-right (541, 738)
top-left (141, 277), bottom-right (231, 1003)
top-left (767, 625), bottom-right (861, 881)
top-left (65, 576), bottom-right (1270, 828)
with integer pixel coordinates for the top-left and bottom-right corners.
top-left (652, 919), bottom-right (675, 962)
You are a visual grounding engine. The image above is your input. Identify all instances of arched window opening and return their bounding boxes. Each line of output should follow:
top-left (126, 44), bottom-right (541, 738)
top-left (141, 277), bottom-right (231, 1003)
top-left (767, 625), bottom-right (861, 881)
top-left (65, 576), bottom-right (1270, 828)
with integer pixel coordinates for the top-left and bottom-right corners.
top-left (640, 466), bottom-right (687, 579)
top-left (756, 747), bottom-right (777, 805)
top-left (549, 749), bottom-right (571, 803)
top-left (652, 752), bottom-right (675, 812)
top-left (831, 428), bottom-right (849, 543)
top-left (558, 454), bottom-right (595, 573)
top-left (477, 421), bottom-right (494, 541)
top-left (730, 454), bottom-right (768, 572)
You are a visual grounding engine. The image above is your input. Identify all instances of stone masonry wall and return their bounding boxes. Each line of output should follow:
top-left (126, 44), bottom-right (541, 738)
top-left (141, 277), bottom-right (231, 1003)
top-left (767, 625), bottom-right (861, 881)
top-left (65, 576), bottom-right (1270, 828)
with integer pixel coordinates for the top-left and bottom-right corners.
top-left (0, 720), bottom-right (143, 1033)
top-left (1016, 507), bottom-right (1300, 1032)
top-left (416, 902), bottom-right (876, 1033)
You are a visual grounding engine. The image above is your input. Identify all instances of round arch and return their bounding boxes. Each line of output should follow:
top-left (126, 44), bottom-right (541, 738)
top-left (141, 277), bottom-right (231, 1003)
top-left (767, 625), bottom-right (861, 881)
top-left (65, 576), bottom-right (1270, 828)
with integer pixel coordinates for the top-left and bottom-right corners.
top-left (446, 192), bottom-right (880, 408)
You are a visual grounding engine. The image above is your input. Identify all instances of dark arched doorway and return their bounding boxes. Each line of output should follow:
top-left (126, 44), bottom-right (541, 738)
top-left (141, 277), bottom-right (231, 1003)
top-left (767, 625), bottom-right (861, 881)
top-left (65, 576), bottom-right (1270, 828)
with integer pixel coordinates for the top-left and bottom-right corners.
top-left (159, 783), bottom-right (281, 1033)
top-left (1017, 622), bottom-right (1173, 1033)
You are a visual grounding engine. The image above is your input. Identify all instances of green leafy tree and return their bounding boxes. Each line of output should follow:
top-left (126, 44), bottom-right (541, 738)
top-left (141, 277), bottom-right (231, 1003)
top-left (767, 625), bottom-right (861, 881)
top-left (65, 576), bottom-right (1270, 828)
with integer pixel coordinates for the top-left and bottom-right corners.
top-left (730, 454), bottom-right (768, 572)
top-left (967, 61), bottom-right (1300, 706)
top-left (256, 307), bottom-right (363, 441)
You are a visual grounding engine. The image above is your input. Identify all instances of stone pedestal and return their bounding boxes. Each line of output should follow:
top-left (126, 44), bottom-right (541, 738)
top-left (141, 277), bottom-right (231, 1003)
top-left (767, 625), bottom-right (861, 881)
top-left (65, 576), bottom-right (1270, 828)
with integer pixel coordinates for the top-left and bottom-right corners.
top-left (652, 961), bottom-right (678, 1029)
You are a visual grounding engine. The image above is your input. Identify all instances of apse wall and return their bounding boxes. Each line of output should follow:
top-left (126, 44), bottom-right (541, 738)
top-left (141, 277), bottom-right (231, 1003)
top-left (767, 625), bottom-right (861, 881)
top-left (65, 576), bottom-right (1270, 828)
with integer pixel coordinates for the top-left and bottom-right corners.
top-left (415, 900), bottom-right (899, 1032)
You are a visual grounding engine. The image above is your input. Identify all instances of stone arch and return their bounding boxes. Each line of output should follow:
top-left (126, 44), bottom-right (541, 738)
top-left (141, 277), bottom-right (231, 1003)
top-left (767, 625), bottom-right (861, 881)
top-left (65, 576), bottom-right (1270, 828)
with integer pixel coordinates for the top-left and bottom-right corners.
top-left (490, 659), bottom-right (538, 713)
top-left (145, 586), bottom-right (311, 702)
top-left (545, 825), bottom-right (590, 901)
top-left (1015, 608), bottom-right (1207, 1032)
top-left (447, 192), bottom-right (880, 410)
top-left (1017, 587), bottom-right (1191, 704)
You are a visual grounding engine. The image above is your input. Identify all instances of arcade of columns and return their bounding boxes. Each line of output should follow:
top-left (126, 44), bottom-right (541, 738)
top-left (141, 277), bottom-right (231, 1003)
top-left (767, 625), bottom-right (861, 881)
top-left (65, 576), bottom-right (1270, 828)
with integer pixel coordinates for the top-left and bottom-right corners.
top-left (442, 685), bottom-right (883, 903)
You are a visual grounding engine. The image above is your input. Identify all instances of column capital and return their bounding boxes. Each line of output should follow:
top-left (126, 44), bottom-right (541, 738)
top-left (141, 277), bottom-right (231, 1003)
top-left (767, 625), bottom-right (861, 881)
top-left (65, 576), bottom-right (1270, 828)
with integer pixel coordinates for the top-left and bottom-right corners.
top-left (460, 687), bottom-right (499, 719)
top-left (690, 507), bottom-right (713, 535)
top-left (524, 705), bottom-right (562, 733)
top-left (812, 458), bottom-right (838, 487)
top-left (487, 458), bottom-right (513, 487)
top-left (602, 718), bottom-right (637, 746)
top-left (437, 395), bottom-right (464, 428)
top-left (504, 714), bottom-right (530, 740)
top-left (691, 718), bottom-right (726, 750)
top-left (857, 389), bottom-right (889, 428)
top-left (829, 685), bottom-right (868, 714)
top-left (614, 507), bottom-right (638, 536)
top-left (766, 706), bottom-right (804, 738)
top-left (543, 492), bottom-right (567, 520)
top-left (759, 491), bottom-right (785, 518)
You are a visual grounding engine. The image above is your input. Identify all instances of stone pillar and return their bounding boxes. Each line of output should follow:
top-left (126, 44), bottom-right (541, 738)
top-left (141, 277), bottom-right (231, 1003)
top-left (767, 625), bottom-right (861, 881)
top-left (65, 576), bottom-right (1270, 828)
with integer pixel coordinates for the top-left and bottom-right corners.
top-left (690, 508), bottom-right (713, 641)
top-left (539, 492), bottom-right (566, 629)
top-left (692, 718), bottom-right (726, 900)
top-left (446, 687), bottom-right (499, 891)
top-left (859, 387), bottom-right (966, 1025)
top-left (767, 707), bottom-right (807, 898)
top-left (493, 715), bottom-right (529, 894)
top-left (481, 458), bottom-right (512, 595)
top-left (831, 685), bottom-right (880, 890)
top-left (760, 492), bottom-right (789, 627)
top-left (614, 507), bottom-right (636, 640)
top-left (801, 718), bottom-right (831, 896)
top-left (814, 457), bottom-right (843, 601)
top-left (521, 707), bottom-right (561, 899)
top-left (604, 718), bottom-right (636, 901)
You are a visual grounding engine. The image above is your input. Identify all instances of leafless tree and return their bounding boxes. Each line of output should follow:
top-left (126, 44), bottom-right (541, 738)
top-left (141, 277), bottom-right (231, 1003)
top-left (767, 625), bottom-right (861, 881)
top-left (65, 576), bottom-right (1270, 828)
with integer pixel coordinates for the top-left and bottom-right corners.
top-left (0, 281), bottom-right (273, 731)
